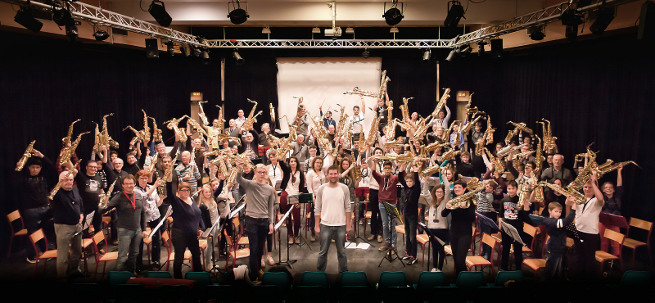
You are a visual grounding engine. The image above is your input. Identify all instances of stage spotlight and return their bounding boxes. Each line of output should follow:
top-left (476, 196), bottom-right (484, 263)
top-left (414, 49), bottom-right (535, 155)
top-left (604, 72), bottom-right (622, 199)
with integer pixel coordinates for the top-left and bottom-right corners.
top-left (53, 6), bottom-right (72, 27)
top-left (228, 1), bottom-right (249, 25)
top-left (527, 25), bottom-right (545, 40)
top-left (561, 8), bottom-right (584, 41)
top-left (590, 5), bottom-right (615, 35)
top-left (66, 23), bottom-right (78, 41)
top-left (262, 27), bottom-right (271, 34)
top-left (312, 27), bottom-right (321, 34)
top-left (345, 27), bottom-right (355, 34)
top-left (181, 44), bottom-right (191, 57)
top-left (422, 49), bottom-right (431, 61)
top-left (94, 29), bottom-right (109, 41)
top-left (146, 38), bottom-right (159, 58)
top-left (232, 50), bottom-right (244, 64)
top-left (477, 40), bottom-right (486, 56)
top-left (383, 1), bottom-right (404, 26)
top-left (362, 48), bottom-right (370, 58)
top-left (192, 46), bottom-right (201, 57)
top-left (445, 49), bottom-right (456, 61)
top-left (201, 49), bottom-right (210, 59)
top-left (165, 41), bottom-right (175, 55)
top-left (14, 4), bottom-right (43, 33)
top-left (149, 0), bottom-right (172, 27)
top-left (389, 26), bottom-right (399, 34)
top-left (444, 1), bottom-right (465, 28)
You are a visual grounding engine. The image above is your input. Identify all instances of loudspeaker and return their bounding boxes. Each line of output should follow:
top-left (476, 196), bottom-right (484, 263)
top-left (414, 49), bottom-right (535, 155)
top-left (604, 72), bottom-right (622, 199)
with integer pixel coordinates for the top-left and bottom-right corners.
top-left (638, 1), bottom-right (655, 40)
top-left (490, 38), bottom-right (503, 58)
top-left (146, 38), bottom-right (159, 58)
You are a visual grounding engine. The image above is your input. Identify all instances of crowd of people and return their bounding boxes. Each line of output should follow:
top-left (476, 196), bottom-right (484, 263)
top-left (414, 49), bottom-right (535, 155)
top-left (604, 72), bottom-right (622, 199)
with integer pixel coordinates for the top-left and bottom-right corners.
top-left (14, 84), bottom-right (631, 284)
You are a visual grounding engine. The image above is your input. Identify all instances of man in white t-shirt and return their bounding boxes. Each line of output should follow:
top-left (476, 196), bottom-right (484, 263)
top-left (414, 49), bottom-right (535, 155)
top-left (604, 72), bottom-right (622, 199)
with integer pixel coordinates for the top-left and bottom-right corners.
top-left (349, 96), bottom-right (366, 136)
top-left (573, 170), bottom-right (604, 280)
top-left (315, 166), bottom-right (352, 273)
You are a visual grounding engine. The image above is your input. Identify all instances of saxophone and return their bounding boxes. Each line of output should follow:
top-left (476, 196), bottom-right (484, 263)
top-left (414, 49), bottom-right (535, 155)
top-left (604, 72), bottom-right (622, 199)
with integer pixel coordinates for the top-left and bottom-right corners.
top-left (292, 97), bottom-right (305, 129)
top-left (538, 118), bottom-right (558, 154)
top-left (411, 117), bottom-right (430, 141)
top-left (59, 131), bottom-right (90, 168)
top-left (383, 100), bottom-right (394, 137)
top-left (533, 181), bottom-right (545, 204)
top-left (150, 116), bottom-right (163, 143)
top-left (241, 98), bottom-right (262, 133)
top-left (365, 115), bottom-right (382, 147)
top-left (566, 147), bottom-right (598, 192)
top-left (198, 101), bottom-right (209, 126)
top-left (447, 186), bottom-right (484, 209)
top-left (461, 114), bottom-right (483, 135)
top-left (102, 114), bottom-right (120, 149)
top-left (48, 161), bottom-right (80, 200)
top-left (421, 164), bottom-right (442, 177)
top-left (484, 116), bottom-right (495, 145)
top-left (344, 87), bottom-right (378, 98)
top-left (541, 181), bottom-right (586, 205)
top-left (400, 97), bottom-right (412, 123)
top-left (216, 104), bottom-right (226, 133)
top-left (123, 125), bottom-right (143, 147)
top-left (595, 160), bottom-right (638, 179)
top-left (188, 117), bottom-right (209, 139)
top-left (378, 70), bottom-right (390, 99)
top-left (308, 113), bottom-right (333, 154)
top-left (16, 140), bottom-right (36, 171)
top-left (158, 154), bottom-right (178, 196)
top-left (98, 179), bottom-right (117, 209)
top-left (269, 103), bottom-right (276, 122)
top-left (507, 121), bottom-right (534, 135)
top-left (440, 149), bottom-right (461, 162)
top-left (164, 115), bottom-right (189, 142)
top-left (147, 153), bottom-right (159, 176)
top-left (62, 119), bottom-right (81, 148)
top-left (533, 135), bottom-right (545, 173)
top-left (424, 141), bottom-right (449, 153)
top-left (484, 147), bottom-right (505, 174)
top-left (431, 88), bottom-right (451, 119)
top-left (141, 109), bottom-right (151, 142)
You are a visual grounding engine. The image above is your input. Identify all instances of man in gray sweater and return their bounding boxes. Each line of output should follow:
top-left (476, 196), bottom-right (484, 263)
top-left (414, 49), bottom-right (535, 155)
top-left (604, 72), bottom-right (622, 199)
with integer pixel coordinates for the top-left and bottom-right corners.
top-left (315, 166), bottom-right (352, 273)
top-left (236, 161), bottom-right (277, 281)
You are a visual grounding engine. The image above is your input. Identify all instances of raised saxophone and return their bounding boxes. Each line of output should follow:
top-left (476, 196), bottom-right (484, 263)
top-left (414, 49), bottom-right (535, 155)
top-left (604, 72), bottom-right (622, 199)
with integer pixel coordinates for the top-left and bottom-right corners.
top-left (61, 119), bottom-right (81, 148)
top-left (16, 140), bottom-right (36, 171)
top-left (150, 116), bottom-right (163, 143)
top-left (198, 101), bottom-right (209, 126)
top-left (98, 179), bottom-right (117, 209)
top-left (164, 115), bottom-right (189, 142)
top-left (241, 98), bottom-right (261, 133)
top-left (141, 109), bottom-right (151, 142)
top-left (431, 88), bottom-right (450, 119)
top-left (158, 154), bottom-right (178, 196)
top-left (447, 186), bottom-right (484, 209)
top-left (187, 116), bottom-right (209, 139)
top-left (147, 153), bottom-right (159, 176)
top-left (534, 135), bottom-right (545, 173)
top-left (538, 118), bottom-right (558, 154)
top-left (378, 70), bottom-right (390, 99)
top-left (59, 131), bottom-right (90, 167)
top-left (344, 87), bottom-right (378, 98)
top-left (461, 114), bottom-right (483, 135)
top-left (102, 114), bottom-right (119, 149)
top-left (595, 160), bottom-right (638, 179)
top-left (541, 181), bottom-right (586, 205)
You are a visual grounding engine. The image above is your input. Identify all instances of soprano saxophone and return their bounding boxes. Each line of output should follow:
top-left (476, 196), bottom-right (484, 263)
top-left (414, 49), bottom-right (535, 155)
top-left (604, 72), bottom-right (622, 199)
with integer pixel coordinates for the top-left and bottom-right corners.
top-left (16, 140), bottom-right (36, 171)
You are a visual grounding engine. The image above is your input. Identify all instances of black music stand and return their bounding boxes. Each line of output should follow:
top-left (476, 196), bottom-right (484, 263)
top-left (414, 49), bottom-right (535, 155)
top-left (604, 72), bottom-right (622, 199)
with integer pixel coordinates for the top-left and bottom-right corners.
top-left (148, 205), bottom-right (172, 270)
top-left (378, 202), bottom-right (405, 267)
top-left (276, 204), bottom-right (296, 268)
top-left (418, 222), bottom-right (446, 272)
top-left (77, 211), bottom-right (95, 275)
top-left (289, 193), bottom-right (314, 250)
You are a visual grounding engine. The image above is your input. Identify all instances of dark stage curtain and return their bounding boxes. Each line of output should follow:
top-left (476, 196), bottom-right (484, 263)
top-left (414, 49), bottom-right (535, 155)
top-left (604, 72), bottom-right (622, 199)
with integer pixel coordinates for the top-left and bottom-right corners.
top-left (0, 30), bottom-right (221, 224)
top-left (440, 35), bottom-right (655, 221)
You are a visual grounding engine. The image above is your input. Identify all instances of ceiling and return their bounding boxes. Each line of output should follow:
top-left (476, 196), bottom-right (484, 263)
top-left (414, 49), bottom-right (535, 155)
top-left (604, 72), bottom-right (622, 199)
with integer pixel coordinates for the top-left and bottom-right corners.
top-left (102, 0), bottom-right (551, 27)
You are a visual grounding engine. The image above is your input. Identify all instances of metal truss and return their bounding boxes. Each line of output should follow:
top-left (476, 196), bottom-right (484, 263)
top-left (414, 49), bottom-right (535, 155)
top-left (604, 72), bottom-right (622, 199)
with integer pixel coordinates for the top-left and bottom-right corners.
top-left (6, 0), bottom-right (207, 47)
top-left (205, 39), bottom-right (452, 49)
top-left (448, 0), bottom-right (639, 48)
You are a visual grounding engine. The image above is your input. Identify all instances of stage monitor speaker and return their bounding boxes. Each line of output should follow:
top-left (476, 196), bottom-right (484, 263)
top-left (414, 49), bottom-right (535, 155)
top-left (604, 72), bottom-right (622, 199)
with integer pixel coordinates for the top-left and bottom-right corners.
top-left (146, 38), bottom-right (159, 58)
top-left (490, 38), bottom-right (503, 58)
top-left (638, 1), bottom-right (655, 40)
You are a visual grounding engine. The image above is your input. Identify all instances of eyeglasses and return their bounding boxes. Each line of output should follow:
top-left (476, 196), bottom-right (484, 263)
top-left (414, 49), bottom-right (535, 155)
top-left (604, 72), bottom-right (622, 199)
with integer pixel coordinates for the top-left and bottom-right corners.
top-left (179, 189), bottom-right (191, 192)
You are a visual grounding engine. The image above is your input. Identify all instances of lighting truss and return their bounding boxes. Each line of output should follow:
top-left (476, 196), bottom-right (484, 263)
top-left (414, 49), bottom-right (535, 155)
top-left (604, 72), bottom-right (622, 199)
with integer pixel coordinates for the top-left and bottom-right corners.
top-left (205, 39), bottom-right (452, 49)
top-left (4, 0), bottom-right (207, 47)
top-left (447, 0), bottom-right (637, 48)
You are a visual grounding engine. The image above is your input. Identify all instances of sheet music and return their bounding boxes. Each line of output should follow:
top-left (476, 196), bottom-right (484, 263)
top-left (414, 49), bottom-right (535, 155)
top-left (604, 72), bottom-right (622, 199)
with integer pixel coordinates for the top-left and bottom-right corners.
top-left (275, 204), bottom-right (294, 231)
top-left (148, 205), bottom-right (172, 240)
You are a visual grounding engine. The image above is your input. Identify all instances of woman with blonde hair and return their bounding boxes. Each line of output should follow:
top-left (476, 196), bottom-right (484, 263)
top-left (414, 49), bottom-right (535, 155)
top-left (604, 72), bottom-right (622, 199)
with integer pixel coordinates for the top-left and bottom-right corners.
top-left (426, 175), bottom-right (451, 272)
top-left (197, 184), bottom-right (219, 271)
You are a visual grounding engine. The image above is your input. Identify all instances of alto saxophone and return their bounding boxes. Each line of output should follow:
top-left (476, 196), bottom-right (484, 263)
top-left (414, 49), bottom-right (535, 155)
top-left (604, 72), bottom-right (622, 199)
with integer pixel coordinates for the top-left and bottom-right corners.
top-left (595, 160), bottom-right (638, 179)
top-left (150, 116), bottom-right (163, 143)
top-left (378, 70), bottom-right (390, 99)
top-left (147, 153), bottom-right (159, 176)
top-left (198, 101), bottom-right (209, 126)
top-left (241, 98), bottom-right (262, 133)
top-left (538, 118), bottom-right (558, 154)
top-left (142, 109), bottom-right (151, 142)
top-left (16, 140), bottom-right (36, 171)
top-left (431, 88), bottom-right (450, 119)
top-left (59, 132), bottom-right (90, 167)
top-left (164, 115), bottom-right (189, 142)
top-left (188, 117), bottom-right (209, 139)
top-left (447, 187), bottom-right (484, 209)
top-left (541, 181), bottom-right (586, 205)
top-left (62, 119), bottom-right (81, 148)
top-left (102, 114), bottom-right (119, 149)
top-left (344, 87), bottom-right (378, 98)
top-left (158, 154), bottom-right (178, 196)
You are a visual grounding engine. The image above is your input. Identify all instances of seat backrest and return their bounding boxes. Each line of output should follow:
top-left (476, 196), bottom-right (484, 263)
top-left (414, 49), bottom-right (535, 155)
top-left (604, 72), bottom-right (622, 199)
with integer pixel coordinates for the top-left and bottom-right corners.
top-left (223, 229), bottom-right (234, 246)
top-left (378, 271), bottom-right (407, 289)
top-left (603, 228), bottom-right (625, 246)
top-left (455, 271), bottom-right (485, 289)
top-left (7, 210), bottom-right (23, 227)
top-left (480, 233), bottom-right (499, 255)
top-left (494, 270), bottom-right (523, 286)
top-left (92, 231), bottom-right (105, 246)
top-left (301, 271), bottom-right (329, 287)
top-left (620, 270), bottom-right (652, 287)
top-left (29, 228), bottom-right (46, 245)
top-left (185, 271), bottom-right (212, 287)
top-left (262, 271), bottom-right (292, 292)
top-left (340, 271), bottom-right (368, 287)
top-left (416, 271), bottom-right (446, 289)
top-left (629, 217), bottom-right (653, 243)
top-left (107, 271), bottom-right (134, 285)
top-left (523, 223), bottom-right (537, 237)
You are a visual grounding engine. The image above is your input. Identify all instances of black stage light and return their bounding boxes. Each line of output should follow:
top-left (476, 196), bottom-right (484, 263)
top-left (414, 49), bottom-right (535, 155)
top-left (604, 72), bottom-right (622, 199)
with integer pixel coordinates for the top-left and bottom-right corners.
top-left (146, 38), bottom-right (159, 58)
top-left (180, 44), bottom-right (191, 57)
top-left (590, 5), bottom-right (615, 35)
top-left (53, 6), bottom-right (73, 27)
top-left (422, 49), bottom-right (431, 61)
top-left (477, 40), bottom-right (486, 56)
top-left (362, 48), bottom-right (370, 58)
top-left (444, 1), bottom-right (465, 28)
top-left (490, 38), bottom-right (503, 58)
top-left (165, 41), bottom-right (175, 55)
top-left (228, 1), bottom-right (249, 25)
top-left (14, 5), bottom-right (43, 33)
top-left (383, 1), bottom-right (404, 26)
top-left (232, 50), bottom-right (244, 64)
top-left (94, 29), bottom-right (109, 41)
top-left (561, 8), bottom-right (584, 26)
top-left (66, 23), bottom-right (78, 41)
top-left (445, 49), bottom-right (456, 61)
top-left (149, 0), bottom-right (172, 27)
top-left (527, 25), bottom-right (545, 40)
top-left (201, 49), bottom-right (210, 60)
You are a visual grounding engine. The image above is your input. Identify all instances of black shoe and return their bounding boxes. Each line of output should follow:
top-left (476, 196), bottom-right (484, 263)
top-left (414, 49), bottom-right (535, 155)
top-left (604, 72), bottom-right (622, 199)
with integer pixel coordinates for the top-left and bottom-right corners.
top-left (152, 261), bottom-right (161, 269)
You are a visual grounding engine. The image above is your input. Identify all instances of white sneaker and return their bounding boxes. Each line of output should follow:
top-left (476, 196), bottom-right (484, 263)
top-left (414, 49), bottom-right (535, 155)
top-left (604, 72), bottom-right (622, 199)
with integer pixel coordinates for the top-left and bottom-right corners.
top-left (431, 268), bottom-right (441, 272)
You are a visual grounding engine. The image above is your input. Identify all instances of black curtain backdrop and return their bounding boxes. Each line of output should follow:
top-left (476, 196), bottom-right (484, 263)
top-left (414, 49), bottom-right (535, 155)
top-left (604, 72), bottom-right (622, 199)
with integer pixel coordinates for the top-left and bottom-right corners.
top-left (0, 30), bottom-right (221, 225)
top-left (2, 28), bottom-right (655, 256)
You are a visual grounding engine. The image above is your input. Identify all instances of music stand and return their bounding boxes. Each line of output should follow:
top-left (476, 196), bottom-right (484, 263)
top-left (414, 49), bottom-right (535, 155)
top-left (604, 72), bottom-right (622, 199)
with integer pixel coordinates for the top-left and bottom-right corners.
top-left (418, 222), bottom-right (446, 272)
top-left (275, 204), bottom-right (296, 268)
top-left (500, 220), bottom-right (527, 247)
top-left (147, 205), bottom-right (172, 270)
top-left (288, 193), bottom-right (314, 250)
top-left (346, 199), bottom-right (373, 248)
top-left (475, 211), bottom-right (500, 233)
top-left (77, 211), bottom-right (95, 275)
top-left (378, 202), bottom-right (405, 267)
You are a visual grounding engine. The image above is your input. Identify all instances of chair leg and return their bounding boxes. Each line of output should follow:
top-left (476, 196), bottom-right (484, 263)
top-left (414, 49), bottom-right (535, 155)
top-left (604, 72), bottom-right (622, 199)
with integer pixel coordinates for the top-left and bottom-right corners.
top-left (6, 236), bottom-right (13, 261)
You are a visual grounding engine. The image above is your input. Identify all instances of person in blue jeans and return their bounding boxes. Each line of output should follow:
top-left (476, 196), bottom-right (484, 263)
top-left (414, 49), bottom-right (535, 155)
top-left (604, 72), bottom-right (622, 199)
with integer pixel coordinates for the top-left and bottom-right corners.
top-left (370, 159), bottom-right (400, 252)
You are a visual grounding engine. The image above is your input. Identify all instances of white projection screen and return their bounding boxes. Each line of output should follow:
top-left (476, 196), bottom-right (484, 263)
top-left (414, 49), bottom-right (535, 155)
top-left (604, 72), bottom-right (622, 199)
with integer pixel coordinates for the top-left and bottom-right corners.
top-left (276, 57), bottom-right (382, 134)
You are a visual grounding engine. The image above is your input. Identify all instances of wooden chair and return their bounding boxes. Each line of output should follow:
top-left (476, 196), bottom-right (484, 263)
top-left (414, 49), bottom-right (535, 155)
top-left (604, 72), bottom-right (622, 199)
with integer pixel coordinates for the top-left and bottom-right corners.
top-left (595, 228), bottom-right (625, 276)
top-left (233, 216), bottom-right (249, 249)
top-left (416, 233), bottom-right (429, 265)
top-left (223, 229), bottom-right (250, 269)
top-left (622, 217), bottom-right (653, 268)
top-left (522, 223), bottom-right (539, 258)
top-left (522, 235), bottom-right (549, 277)
top-left (445, 226), bottom-right (476, 257)
top-left (465, 232), bottom-right (500, 275)
top-left (29, 228), bottom-right (57, 275)
top-left (161, 230), bottom-right (193, 271)
top-left (91, 230), bottom-right (118, 279)
top-left (6, 210), bottom-right (28, 261)
top-left (395, 224), bottom-right (405, 244)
